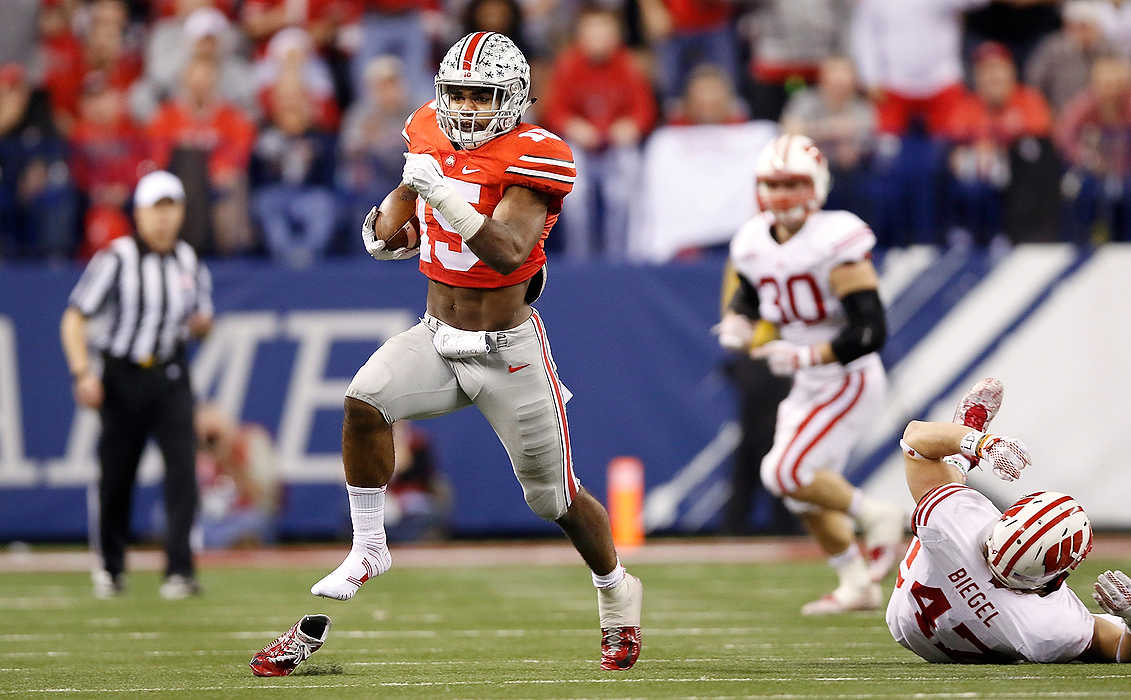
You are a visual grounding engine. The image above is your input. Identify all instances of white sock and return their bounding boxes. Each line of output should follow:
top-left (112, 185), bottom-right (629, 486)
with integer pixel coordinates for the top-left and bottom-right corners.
top-left (828, 543), bottom-right (869, 589)
top-left (310, 484), bottom-right (391, 601)
top-left (348, 483), bottom-right (386, 538)
top-left (592, 559), bottom-right (626, 589)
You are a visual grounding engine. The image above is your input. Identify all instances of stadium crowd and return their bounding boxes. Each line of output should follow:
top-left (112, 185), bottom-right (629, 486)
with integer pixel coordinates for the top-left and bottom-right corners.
top-left (3, 0), bottom-right (1131, 263)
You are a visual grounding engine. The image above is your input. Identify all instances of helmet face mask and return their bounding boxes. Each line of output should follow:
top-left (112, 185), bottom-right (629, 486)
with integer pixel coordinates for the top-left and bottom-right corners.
top-left (984, 491), bottom-right (1093, 594)
top-left (754, 134), bottom-right (830, 229)
top-left (757, 174), bottom-right (816, 229)
top-left (435, 32), bottom-right (531, 149)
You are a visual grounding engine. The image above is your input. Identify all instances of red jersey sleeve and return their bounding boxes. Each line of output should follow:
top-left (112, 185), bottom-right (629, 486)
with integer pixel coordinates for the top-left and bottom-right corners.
top-left (499, 126), bottom-right (575, 211)
top-left (404, 101), bottom-right (445, 155)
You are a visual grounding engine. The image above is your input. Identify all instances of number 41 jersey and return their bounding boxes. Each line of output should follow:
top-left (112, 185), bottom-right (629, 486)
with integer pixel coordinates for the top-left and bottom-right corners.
top-left (402, 101), bottom-right (575, 289)
top-left (729, 209), bottom-right (880, 381)
top-left (886, 484), bottom-right (1095, 663)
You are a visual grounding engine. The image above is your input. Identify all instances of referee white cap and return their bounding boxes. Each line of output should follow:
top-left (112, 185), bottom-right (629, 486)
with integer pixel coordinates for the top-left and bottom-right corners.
top-left (134, 170), bottom-right (186, 207)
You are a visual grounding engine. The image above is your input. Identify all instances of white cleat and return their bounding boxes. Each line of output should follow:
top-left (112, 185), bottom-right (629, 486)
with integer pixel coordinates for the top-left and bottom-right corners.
top-left (92, 570), bottom-right (124, 599)
top-left (801, 583), bottom-right (882, 616)
top-left (310, 539), bottom-right (391, 601)
top-left (859, 502), bottom-right (906, 583)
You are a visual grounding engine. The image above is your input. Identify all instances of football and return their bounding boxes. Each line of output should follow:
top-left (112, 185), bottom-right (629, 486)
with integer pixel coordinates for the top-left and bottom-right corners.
top-left (382, 216), bottom-right (421, 250)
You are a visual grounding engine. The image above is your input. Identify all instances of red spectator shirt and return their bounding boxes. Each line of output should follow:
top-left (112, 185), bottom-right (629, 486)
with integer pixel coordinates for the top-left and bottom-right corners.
top-left (950, 86), bottom-right (1051, 145)
top-left (70, 117), bottom-right (148, 194)
top-left (664, 0), bottom-right (731, 32)
top-left (148, 100), bottom-right (256, 183)
top-left (542, 46), bottom-right (657, 143)
top-left (402, 101), bottom-right (574, 289)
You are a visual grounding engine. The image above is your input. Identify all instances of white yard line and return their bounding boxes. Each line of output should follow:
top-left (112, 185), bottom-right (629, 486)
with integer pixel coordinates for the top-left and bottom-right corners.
top-left (5, 679), bottom-right (1131, 695)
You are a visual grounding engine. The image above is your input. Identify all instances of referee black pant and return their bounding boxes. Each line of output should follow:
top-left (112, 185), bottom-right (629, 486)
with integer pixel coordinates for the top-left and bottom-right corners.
top-left (97, 352), bottom-right (197, 578)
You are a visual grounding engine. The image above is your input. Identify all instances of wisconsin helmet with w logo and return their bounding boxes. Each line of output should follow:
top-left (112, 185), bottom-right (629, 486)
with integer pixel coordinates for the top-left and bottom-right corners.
top-left (435, 32), bottom-right (532, 149)
top-left (985, 491), bottom-right (1093, 592)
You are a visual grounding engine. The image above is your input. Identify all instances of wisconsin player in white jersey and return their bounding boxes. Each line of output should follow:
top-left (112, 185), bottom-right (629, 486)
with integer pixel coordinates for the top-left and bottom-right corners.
top-left (717, 134), bottom-right (904, 615)
top-left (251, 33), bottom-right (642, 675)
top-left (888, 377), bottom-right (1131, 663)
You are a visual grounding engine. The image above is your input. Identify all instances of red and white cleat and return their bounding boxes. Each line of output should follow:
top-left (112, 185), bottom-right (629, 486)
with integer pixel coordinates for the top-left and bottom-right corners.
top-left (801, 583), bottom-right (882, 616)
top-left (598, 573), bottom-right (643, 670)
top-left (953, 377), bottom-right (1003, 431)
top-left (249, 614), bottom-right (332, 677)
top-left (858, 502), bottom-right (905, 583)
top-left (601, 626), bottom-right (642, 670)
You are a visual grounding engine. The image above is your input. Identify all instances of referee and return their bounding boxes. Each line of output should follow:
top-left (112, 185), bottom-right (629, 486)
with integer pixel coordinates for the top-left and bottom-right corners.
top-left (60, 171), bottom-right (213, 600)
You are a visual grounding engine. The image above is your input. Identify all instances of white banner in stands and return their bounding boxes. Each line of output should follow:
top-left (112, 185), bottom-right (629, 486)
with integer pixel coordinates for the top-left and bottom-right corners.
top-left (627, 121), bottom-right (778, 263)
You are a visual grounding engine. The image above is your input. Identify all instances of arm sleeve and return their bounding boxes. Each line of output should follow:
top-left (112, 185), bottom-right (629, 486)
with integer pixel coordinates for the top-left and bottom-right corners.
top-left (830, 288), bottom-right (886, 363)
top-left (728, 273), bottom-right (761, 319)
top-left (68, 250), bottom-right (120, 317)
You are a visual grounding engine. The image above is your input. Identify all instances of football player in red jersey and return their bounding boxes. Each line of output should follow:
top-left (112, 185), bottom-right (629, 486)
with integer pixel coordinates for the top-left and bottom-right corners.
top-left (310, 32), bottom-right (642, 670)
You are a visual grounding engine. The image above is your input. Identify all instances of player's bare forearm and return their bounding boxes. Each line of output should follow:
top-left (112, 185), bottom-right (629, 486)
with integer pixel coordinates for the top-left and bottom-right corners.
top-left (60, 307), bottom-right (91, 376)
top-left (1082, 616), bottom-right (1131, 662)
top-left (902, 421), bottom-right (969, 502)
top-left (373, 185), bottom-right (418, 238)
top-left (902, 421), bottom-right (973, 460)
top-left (467, 185), bottom-right (548, 275)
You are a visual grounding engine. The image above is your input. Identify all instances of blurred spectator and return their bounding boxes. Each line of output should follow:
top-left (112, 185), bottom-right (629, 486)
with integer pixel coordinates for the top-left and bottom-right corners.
top-left (338, 55), bottom-right (413, 254)
top-left (851, 0), bottom-right (987, 137)
top-left (44, 0), bottom-right (143, 134)
top-left (1056, 56), bottom-right (1131, 243)
top-left (640, 0), bottom-right (738, 103)
top-left (191, 403), bottom-right (280, 548)
top-left (241, 0), bottom-right (346, 54)
top-left (947, 42), bottom-right (1053, 246)
top-left (746, 0), bottom-right (853, 121)
top-left (255, 27), bottom-right (339, 129)
top-left (0, 64), bottom-right (76, 259)
top-left (386, 420), bottom-right (451, 542)
top-left (130, 5), bottom-right (256, 122)
top-left (0, 0), bottom-right (39, 71)
top-left (349, 0), bottom-right (438, 107)
top-left (1027, 1), bottom-right (1118, 116)
top-left (781, 56), bottom-right (875, 217)
top-left (667, 63), bottom-right (747, 125)
top-left (250, 77), bottom-right (338, 267)
top-left (543, 6), bottom-right (657, 259)
top-left (70, 75), bottom-right (149, 257)
top-left (460, 0), bottom-right (531, 56)
top-left (149, 54), bottom-right (256, 255)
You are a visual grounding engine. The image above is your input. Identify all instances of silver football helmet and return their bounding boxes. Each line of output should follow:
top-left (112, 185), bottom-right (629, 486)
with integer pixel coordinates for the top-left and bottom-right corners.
top-left (434, 32), bottom-right (531, 149)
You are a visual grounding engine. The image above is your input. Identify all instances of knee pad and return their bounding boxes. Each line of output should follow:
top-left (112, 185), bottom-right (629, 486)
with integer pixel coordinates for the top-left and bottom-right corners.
top-left (345, 361), bottom-right (394, 423)
top-left (513, 399), bottom-right (569, 521)
top-left (522, 481), bottom-right (569, 521)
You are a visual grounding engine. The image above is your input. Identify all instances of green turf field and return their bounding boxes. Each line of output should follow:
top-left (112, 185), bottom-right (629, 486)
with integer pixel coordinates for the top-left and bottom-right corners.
top-left (2, 556), bottom-right (1130, 698)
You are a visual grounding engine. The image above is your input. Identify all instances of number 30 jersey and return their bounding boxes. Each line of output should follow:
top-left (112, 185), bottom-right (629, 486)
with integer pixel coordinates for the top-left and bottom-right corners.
top-left (886, 484), bottom-right (1095, 663)
top-left (402, 101), bottom-right (575, 289)
top-left (729, 210), bottom-right (879, 381)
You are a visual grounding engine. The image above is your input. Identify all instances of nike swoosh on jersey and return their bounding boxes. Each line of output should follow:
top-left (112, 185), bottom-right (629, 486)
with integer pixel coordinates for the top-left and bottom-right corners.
top-left (508, 363), bottom-right (530, 373)
top-left (462, 166), bottom-right (481, 174)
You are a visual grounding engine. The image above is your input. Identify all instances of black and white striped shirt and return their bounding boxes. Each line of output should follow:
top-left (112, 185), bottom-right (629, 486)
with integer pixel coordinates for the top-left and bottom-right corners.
top-left (68, 236), bottom-right (212, 365)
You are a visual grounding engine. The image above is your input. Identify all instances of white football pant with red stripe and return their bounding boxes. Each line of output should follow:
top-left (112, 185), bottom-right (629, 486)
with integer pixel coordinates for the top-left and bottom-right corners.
top-left (759, 358), bottom-right (886, 512)
top-left (346, 310), bottom-right (579, 521)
